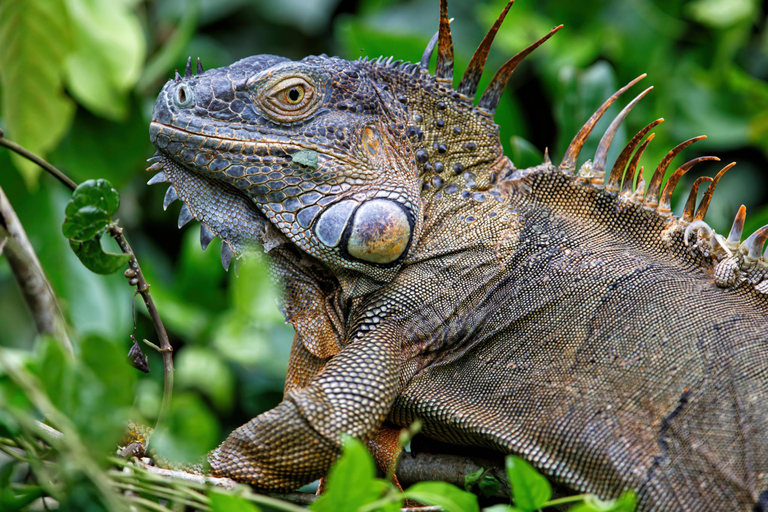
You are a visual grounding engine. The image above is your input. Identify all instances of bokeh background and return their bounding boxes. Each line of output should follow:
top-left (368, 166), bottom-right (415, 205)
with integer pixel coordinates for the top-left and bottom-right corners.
top-left (0, 0), bottom-right (766, 462)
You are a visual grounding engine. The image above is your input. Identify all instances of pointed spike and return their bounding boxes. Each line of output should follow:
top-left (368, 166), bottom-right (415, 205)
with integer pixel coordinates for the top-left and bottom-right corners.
top-left (197, 57), bottom-right (204, 74)
top-left (420, 29), bottom-right (440, 71)
top-left (694, 161), bottom-right (737, 221)
top-left (146, 161), bottom-right (164, 173)
top-left (477, 25), bottom-right (563, 115)
top-left (592, 86), bottom-right (654, 184)
top-left (175, 70), bottom-right (181, 82)
top-left (200, 224), bottom-right (215, 251)
top-left (178, 203), bottom-right (193, 228)
top-left (147, 171), bottom-right (167, 185)
top-left (727, 205), bottom-right (747, 245)
top-left (185, 56), bottom-right (193, 78)
top-left (543, 147), bottom-right (551, 165)
top-left (558, 74), bottom-right (646, 174)
top-left (742, 225), bottom-right (768, 260)
top-left (163, 186), bottom-right (178, 210)
top-left (644, 135), bottom-right (706, 207)
top-left (606, 118), bottom-right (664, 192)
top-left (147, 155), bottom-right (163, 163)
top-left (620, 134), bottom-right (655, 196)
top-left (658, 156), bottom-right (720, 214)
top-left (456, 0), bottom-right (514, 98)
top-left (682, 176), bottom-right (713, 222)
top-left (221, 242), bottom-right (235, 270)
top-left (435, 0), bottom-right (454, 82)
top-left (631, 175), bottom-right (646, 201)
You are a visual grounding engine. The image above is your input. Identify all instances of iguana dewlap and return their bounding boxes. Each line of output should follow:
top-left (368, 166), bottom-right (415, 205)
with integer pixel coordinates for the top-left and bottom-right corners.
top-left (146, 1), bottom-right (768, 510)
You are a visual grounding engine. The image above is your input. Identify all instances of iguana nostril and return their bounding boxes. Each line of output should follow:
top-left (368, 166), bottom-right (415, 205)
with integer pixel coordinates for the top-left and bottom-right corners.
top-left (346, 199), bottom-right (411, 264)
top-left (174, 83), bottom-right (194, 108)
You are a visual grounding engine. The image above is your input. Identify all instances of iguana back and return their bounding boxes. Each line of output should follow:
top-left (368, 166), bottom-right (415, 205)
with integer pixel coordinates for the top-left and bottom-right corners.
top-left (146, 1), bottom-right (768, 510)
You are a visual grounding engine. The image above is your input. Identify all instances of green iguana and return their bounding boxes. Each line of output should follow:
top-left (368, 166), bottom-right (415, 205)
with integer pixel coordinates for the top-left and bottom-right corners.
top-left (144, 1), bottom-right (768, 510)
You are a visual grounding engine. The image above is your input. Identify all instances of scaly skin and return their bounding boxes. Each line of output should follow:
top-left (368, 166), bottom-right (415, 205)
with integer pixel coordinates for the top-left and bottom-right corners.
top-left (146, 2), bottom-right (768, 510)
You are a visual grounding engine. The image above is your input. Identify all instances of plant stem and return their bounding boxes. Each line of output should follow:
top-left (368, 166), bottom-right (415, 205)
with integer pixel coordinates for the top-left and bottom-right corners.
top-left (110, 224), bottom-right (174, 431)
top-left (543, 494), bottom-right (589, 507)
top-left (0, 135), bottom-right (77, 191)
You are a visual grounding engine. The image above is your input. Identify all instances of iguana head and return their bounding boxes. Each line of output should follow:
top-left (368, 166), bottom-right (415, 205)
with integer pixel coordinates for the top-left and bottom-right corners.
top-left (149, 53), bottom-right (424, 280)
top-left (147, 0), bottom-right (559, 280)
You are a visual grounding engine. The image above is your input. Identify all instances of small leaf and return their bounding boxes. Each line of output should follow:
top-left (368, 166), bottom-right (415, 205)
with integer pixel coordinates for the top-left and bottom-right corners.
top-left (62, 179), bottom-right (121, 241)
top-left (505, 456), bottom-right (551, 512)
top-left (208, 490), bottom-right (261, 512)
top-left (69, 239), bottom-right (130, 275)
top-left (404, 481), bottom-right (480, 512)
top-left (465, 468), bottom-right (484, 491)
top-left (291, 149), bottom-right (318, 169)
top-left (477, 473), bottom-right (501, 498)
top-left (310, 436), bottom-right (385, 512)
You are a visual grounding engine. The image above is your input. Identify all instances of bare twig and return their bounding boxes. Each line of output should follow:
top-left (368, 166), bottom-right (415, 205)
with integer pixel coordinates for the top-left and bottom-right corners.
top-left (0, 186), bottom-right (73, 354)
top-left (110, 224), bottom-right (174, 430)
top-left (0, 135), bottom-right (77, 191)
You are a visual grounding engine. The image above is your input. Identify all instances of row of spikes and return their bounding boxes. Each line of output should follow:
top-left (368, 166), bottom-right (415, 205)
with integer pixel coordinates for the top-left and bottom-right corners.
top-left (419, 0), bottom-right (562, 115)
top-left (174, 56), bottom-right (205, 82)
top-left (557, 74), bottom-right (736, 223)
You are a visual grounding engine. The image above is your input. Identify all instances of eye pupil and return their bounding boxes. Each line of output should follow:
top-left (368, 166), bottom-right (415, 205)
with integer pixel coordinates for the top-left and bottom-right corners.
top-left (178, 89), bottom-right (186, 102)
top-left (288, 88), bottom-right (301, 102)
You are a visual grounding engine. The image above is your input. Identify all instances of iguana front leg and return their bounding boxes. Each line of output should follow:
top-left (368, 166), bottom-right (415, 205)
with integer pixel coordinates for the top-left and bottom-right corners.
top-left (209, 326), bottom-right (407, 491)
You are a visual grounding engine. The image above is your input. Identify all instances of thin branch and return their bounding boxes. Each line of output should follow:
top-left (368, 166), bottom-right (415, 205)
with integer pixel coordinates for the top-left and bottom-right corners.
top-left (0, 186), bottom-right (73, 355)
top-left (0, 134), bottom-right (77, 191)
top-left (110, 224), bottom-right (174, 430)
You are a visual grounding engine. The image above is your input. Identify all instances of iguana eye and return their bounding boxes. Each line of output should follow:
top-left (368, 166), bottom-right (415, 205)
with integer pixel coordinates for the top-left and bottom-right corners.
top-left (262, 76), bottom-right (317, 120)
top-left (284, 86), bottom-right (304, 104)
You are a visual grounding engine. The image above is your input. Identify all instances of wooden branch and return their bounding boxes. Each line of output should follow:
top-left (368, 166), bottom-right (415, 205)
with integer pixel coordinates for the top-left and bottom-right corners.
top-left (0, 185), bottom-right (72, 354)
top-left (397, 451), bottom-right (509, 498)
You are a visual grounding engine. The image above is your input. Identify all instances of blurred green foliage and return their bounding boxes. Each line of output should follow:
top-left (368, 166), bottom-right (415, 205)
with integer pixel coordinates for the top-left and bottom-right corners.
top-left (0, 0), bottom-right (766, 509)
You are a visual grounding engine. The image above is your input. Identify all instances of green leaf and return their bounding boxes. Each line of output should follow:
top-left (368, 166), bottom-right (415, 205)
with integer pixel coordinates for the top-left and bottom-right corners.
top-left (0, 0), bottom-right (75, 186)
top-left (505, 456), bottom-right (551, 512)
top-left (465, 468), bottom-right (501, 498)
top-left (465, 468), bottom-right (484, 491)
top-left (568, 491), bottom-right (637, 512)
top-left (208, 490), bottom-right (262, 512)
top-left (69, 239), bottom-right (131, 275)
top-left (310, 436), bottom-right (385, 512)
top-left (151, 392), bottom-right (220, 465)
top-left (63, 0), bottom-right (146, 120)
top-left (403, 481), bottom-right (480, 512)
top-left (62, 179), bottom-right (121, 241)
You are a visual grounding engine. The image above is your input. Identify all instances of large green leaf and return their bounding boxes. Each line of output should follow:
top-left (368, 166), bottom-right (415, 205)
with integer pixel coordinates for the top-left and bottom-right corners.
top-left (63, 0), bottom-right (146, 120)
top-left (0, 0), bottom-right (75, 186)
top-left (404, 481), bottom-right (480, 512)
top-left (310, 436), bottom-right (387, 512)
top-left (505, 456), bottom-right (551, 512)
